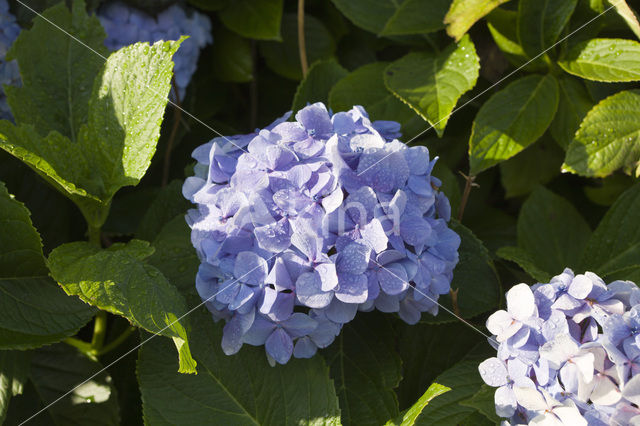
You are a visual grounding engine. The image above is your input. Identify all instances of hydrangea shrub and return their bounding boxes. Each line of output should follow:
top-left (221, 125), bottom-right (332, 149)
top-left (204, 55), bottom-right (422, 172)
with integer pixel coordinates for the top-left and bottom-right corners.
top-left (0, 0), bottom-right (20, 120)
top-left (184, 102), bottom-right (460, 364)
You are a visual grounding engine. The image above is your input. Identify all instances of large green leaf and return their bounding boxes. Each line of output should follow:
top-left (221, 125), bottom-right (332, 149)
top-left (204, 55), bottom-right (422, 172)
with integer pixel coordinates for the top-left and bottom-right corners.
top-left (329, 62), bottom-right (420, 133)
top-left (499, 137), bottom-right (563, 197)
top-left (138, 310), bottom-right (341, 425)
top-left (609, 0), bottom-right (640, 40)
top-left (24, 344), bottom-right (120, 425)
top-left (422, 222), bottom-right (500, 323)
top-left (395, 322), bottom-right (484, 408)
top-left (384, 35), bottom-right (480, 136)
top-left (495, 246), bottom-right (552, 282)
top-left (459, 385), bottom-right (501, 424)
top-left (385, 383), bottom-right (451, 426)
top-left (148, 215), bottom-right (200, 295)
top-left (292, 59), bottom-right (348, 114)
top-left (0, 182), bottom-right (95, 350)
top-left (468, 74), bottom-right (559, 175)
top-left (322, 312), bottom-right (401, 426)
top-left (219, 0), bottom-right (283, 40)
top-left (260, 14), bottom-right (335, 81)
top-left (517, 0), bottom-right (577, 58)
top-left (549, 76), bottom-right (594, 149)
top-left (47, 240), bottom-right (196, 374)
top-left (330, 0), bottom-right (398, 34)
top-left (558, 38), bottom-right (640, 82)
top-left (444, 0), bottom-right (511, 41)
top-left (380, 0), bottom-right (451, 36)
top-left (486, 8), bottom-right (547, 71)
top-left (5, 0), bottom-right (107, 140)
top-left (0, 351), bottom-right (30, 424)
top-left (136, 180), bottom-right (191, 242)
top-left (581, 183), bottom-right (640, 278)
top-left (0, 37), bottom-right (183, 227)
top-left (408, 356), bottom-right (488, 424)
top-left (516, 186), bottom-right (591, 275)
top-left (563, 89), bottom-right (640, 177)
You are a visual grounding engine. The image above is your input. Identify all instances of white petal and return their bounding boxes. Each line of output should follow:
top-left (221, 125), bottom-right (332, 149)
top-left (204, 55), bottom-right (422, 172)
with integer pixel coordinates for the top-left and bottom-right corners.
top-left (514, 387), bottom-right (548, 411)
top-left (507, 283), bottom-right (535, 321)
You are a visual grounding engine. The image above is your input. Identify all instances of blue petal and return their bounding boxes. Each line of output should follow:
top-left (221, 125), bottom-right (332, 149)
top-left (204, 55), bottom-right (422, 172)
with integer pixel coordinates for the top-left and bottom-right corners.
top-left (265, 328), bottom-right (294, 364)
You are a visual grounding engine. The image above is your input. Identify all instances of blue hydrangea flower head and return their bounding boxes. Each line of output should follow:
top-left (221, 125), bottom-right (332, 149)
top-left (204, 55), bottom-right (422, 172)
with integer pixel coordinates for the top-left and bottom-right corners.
top-left (0, 0), bottom-right (21, 121)
top-left (185, 102), bottom-right (460, 364)
top-left (480, 268), bottom-right (640, 425)
top-left (98, 2), bottom-right (212, 99)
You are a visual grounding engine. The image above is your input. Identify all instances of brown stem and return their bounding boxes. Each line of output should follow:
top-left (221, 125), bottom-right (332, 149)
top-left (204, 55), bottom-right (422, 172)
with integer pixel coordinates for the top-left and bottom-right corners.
top-left (457, 172), bottom-right (476, 221)
top-left (297, 0), bottom-right (308, 77)
top-left (450, 288), bottom-right (461, 317)
top-left (161, 78), bottom-right (183, 187)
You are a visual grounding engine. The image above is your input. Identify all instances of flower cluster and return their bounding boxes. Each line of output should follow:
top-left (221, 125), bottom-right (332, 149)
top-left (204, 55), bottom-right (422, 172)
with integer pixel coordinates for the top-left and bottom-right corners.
top-left (480, 268), bottom-right (640, 425)
top-left (0, 0), bottom-right (21, 121)
top-left (98, 2), bottom-right (211, 99)
top-left (184, 102), bottom-right (460, 364)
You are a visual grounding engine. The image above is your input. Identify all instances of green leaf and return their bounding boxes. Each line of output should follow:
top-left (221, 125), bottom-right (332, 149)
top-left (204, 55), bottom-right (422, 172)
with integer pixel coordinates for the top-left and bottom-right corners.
top-left (148, 215), bottom-right (200, 295)
top-left (563, 89), bottom-right (640, 177)
top-left (395, 322), bottom-right (484, 408)
top-left (138, 310), bottom-right (341, 425)
top-left (219, 0), bottom-right (283, 40)
top-left (468, 74), bottom-right (559, 175)
top-left (517, 0), bottom-right (577, 58)
top-left (609, 0), bottom-right (640, 40)
top-left (486, 8), bottom-right (547, 71)
top-left (380, 0), bottom-right (451, 36)
top-left (47, 240), bottom-right (197, 374)
top-left (496, 246), bottom-right (552, 282)
top-left (549, 76), bottom-right (594, 149)
top-left (385, 383), bottom-right (451, 426)
top-left (459, 385), bottom-right (501, 424)
top-left (0, 182), bottom-right (95, 350)
top-left (212, 27), bottom-right (253, 83)
top-left (408, 357), bottom-right (487, 424)
top-left (292, 59), bottom-right (348, 114)
top-left (581, 183), bottom-right (640, 278)
top-left (584, 173), bottom-right (636, 206)
top-left (330, 0), bottom-right (398, 34)
top-left (260, 14), bottom-right (335, 81)
top-left (444, 0), bottom-right (511, 41)
top-left (517, 186), bottom-right (591, 275)
top-left (423, 222), bottom-right (500, 323)
top-left (5, 0), bottom-right (107, 140)
top-left (499, 137), bottom-right (563, 197)
top-left (1, 38), bottom-right (184, 227)
top-left (558, 38), bottom-right (640, 82)
top-left (0, 181), bottom-right (46, 276)
top-left (0, 351), bottom-right (30, 424)
top-left (322, 312), bottom-right (401, 426)
top-left (329, 62), bottom-right (419, 132)
top-left (29, 343), bottom-right (119, 425)
top-left (384, 35), bottom-right (480, 137)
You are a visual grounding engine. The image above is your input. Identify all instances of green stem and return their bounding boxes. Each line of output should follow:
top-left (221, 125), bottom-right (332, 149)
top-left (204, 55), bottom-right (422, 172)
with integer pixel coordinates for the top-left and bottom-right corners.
top-left (96, 326), bottom-right (136, 356)
top-left (64, 337), bottom-right (98, 361)
top-left (91, 311), bottom-right (108, 351)
top-left (88, 224), bottom-right (101, 246)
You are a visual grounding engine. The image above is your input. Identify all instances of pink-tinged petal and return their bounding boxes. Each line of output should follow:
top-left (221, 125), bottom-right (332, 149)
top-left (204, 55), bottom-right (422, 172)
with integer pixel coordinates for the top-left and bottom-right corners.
top-left (478, 357), bottom-right (508, 387)
top-left (506, 283), bottom-right (535, 321)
